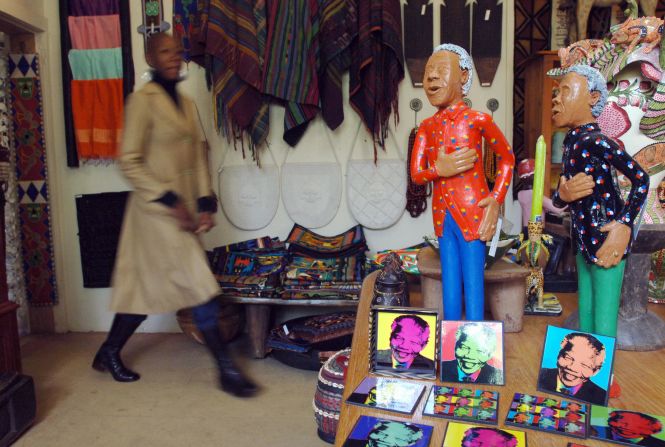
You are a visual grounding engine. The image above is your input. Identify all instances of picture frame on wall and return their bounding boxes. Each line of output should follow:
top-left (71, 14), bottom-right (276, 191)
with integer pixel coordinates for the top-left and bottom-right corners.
top-left (442, 421), bottom-right (527, 447)
top-left (343, 416), bottom-right (433, 447)
top-left (439, 320), bottom-right (505, 385)
top-left (537, 325), bottom-right (616, 406)
top-left (504, 392), bottom-right (588, 439)
top-left (370, 307), bottom-right (438, 380)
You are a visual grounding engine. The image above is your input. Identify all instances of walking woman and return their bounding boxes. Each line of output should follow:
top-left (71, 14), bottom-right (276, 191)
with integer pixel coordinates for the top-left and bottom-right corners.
top-left (92, 33), bottom-right (257, 398)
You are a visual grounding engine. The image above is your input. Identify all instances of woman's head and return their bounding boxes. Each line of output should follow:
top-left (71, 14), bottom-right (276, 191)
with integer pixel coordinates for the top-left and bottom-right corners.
top-left (146, 33), bottom-right (183, 80)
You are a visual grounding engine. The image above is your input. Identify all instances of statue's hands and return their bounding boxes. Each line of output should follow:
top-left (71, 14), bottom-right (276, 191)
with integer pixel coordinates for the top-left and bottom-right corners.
top-left (478, 196), bottom-right (500, 241)
top-left (195, 212), bottom-right (215, 234)
top-left (435, 147), bottom-right (477, 178)
top-left (557, 173), bottom-right (595, 202)
top-left (595, 221), bottom-right (631, 268)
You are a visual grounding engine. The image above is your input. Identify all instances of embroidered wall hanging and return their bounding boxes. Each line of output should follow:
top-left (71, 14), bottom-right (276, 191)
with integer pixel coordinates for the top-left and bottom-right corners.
top-left (0, 40), bottom-right (28, 331)
top-left (9, 54), bottom-right (57, 307)
top-left (59, 0), bottom-right (134, 166)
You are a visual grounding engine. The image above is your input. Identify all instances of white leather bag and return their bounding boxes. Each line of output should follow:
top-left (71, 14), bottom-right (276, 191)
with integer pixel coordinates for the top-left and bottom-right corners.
top-left (346, 129), bottom-right (407, 229)
top-left (217, 147), bottom-right (280, 230)
top-left (281, 122), bottom-right (342, 229)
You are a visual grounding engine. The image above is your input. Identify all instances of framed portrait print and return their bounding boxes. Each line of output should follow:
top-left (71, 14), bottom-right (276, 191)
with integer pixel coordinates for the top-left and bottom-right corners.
top-left (370, 307), bottom-right (438, 380)
top-left (590, 405), bottom-right (665, 446)
top-left (442, 422), bottom-right (527, 447)
top-left (505, 392), bottom-right (588, 439)
top-left (537, 325), bottom-right (616, 406)
top-left (440, 320), bottom-right (505, 385)
top-left (343, 416), bottom-right (433, 447)
top-left (423, 385), bottom-right (499, 425)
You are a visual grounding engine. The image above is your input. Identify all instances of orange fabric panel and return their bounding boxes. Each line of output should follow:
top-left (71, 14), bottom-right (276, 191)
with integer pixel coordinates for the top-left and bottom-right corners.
top-left (71, 78), bottom-right (123, 160)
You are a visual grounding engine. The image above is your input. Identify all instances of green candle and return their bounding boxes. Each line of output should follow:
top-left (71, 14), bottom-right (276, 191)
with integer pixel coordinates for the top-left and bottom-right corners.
top-left (530, 135), bottom-right (546, 222)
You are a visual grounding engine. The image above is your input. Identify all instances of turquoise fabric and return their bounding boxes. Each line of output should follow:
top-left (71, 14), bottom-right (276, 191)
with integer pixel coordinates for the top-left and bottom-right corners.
top-left (68, 48), bottom-right (122, 80)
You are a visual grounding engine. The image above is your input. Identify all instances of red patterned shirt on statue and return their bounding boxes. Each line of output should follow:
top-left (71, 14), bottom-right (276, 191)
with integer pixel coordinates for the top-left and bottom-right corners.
top-left (410, 101), bottom-right (514, 240)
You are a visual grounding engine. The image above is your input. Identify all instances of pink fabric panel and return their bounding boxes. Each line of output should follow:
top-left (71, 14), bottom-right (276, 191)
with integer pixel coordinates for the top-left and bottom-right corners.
top-left (68, 15), bottom-right (121, 49)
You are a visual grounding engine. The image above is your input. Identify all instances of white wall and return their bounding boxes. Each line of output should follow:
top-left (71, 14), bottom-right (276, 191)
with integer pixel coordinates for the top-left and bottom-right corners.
top-left (34, 0), bottom-right (518, 332)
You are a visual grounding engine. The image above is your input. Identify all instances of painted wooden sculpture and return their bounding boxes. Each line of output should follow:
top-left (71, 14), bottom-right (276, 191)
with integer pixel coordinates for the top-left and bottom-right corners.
top-left (552, 15), bottom-right (665, 349)
top-left (410, 44), bottom-right (514, 320)
top-left (569, 0), bottom-right (656, 42)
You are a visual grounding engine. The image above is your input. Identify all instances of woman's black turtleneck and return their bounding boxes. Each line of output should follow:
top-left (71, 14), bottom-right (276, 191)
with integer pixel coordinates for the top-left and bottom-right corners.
top-left (151, 70), bottom-right (180, 109)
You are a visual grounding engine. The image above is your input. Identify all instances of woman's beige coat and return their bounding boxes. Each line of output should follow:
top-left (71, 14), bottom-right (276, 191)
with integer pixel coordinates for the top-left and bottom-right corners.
top-left (110, 82), bottom-right (220, 314)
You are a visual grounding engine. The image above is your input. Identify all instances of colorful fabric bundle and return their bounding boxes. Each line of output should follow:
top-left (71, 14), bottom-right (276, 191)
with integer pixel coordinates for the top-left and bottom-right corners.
top-left (267, 314), bottom-right (355, 351)
top-left (61, 0), bottom-right (134, 164)
top-left (199, 0), bottom-right (270, 156)
top-left (209, 237), bottom-right (287, 297)
top-left (282, 224), bottom-right (368, 300)
top-left (366, 243), bottom-right (428, 275)
top-left (286, 312), bottom-right (356, 344)
top-left (286, 224), bottom-right (368, 258)
top-left (319, 0), bottom-right (357, 130)
top-left (262, 0), bottom-right (320, 146)
top-left (349, 0), bottom-right (404, 158)
top-left (189, 0), bottom-right (392, 152)
top-left (285, 256), bottom-right (363, 283)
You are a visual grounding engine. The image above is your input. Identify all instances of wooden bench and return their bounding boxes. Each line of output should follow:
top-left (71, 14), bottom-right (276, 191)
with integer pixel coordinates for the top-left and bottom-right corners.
top-left (220, 296), bottom-right (359, 358)
top-left (417, 246), bottom-right (529, 332)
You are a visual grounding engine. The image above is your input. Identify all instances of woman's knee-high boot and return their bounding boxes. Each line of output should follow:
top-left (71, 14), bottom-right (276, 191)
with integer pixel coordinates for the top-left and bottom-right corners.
top-left (92, 313), bottom-right (147, 382)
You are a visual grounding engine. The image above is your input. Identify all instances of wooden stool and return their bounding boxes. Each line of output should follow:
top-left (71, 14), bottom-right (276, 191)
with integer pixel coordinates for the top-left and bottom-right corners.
top-left (417, 247), bottom-right (529, 332)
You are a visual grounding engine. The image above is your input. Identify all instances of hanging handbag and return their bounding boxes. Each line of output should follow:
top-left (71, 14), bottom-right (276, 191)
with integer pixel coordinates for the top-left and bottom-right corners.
top-left (217, 146), bottom-right (280, 230)
top-left (346, 126), bottom-right (407, 229)
top-left (281, 120), bottom-right (343, 229)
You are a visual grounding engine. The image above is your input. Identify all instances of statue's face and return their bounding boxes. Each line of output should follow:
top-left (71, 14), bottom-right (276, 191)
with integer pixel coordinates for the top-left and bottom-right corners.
top-left (552, 72), bottom-right (598, 129)
top-left (423, 51), bottom-right (467, 109)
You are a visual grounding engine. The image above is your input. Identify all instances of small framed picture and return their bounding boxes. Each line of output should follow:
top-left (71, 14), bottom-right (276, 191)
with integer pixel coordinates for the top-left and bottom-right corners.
top-left (345, 376), bottom-right (427, 415)
top-left (590, 405), bottom-right (665, 446)
top-left (370, 307), bottom-right (438, 380)
top-left (343, 416), bottom-right (433, 447)
top-left (537, 325), bottom-right (616, 406)
top-left (505, 392), bottom-right (588, 439)
top-left (423, 385), bottom-right (499, 425)
top-left (442, 421), bottom-right (527, 447)
top-left (440, 320), bottom-right (505, 385)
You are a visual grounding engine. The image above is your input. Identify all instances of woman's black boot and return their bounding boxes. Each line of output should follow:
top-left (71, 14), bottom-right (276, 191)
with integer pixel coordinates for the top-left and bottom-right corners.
top-left (92, 313), bottom-right (146, 382)
top-left (199, 327), bottom-right (258, 397)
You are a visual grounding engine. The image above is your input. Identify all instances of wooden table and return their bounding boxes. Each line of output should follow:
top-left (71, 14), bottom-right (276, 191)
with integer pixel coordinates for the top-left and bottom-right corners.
top-left (221, 296), bottom-right (359, 358)
top-left (335, 272), bottom-right (665, 447)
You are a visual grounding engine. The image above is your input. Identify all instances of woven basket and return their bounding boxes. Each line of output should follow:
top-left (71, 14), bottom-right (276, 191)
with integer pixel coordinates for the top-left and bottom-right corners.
top-left (176, 304), bottom-right (243, 344)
